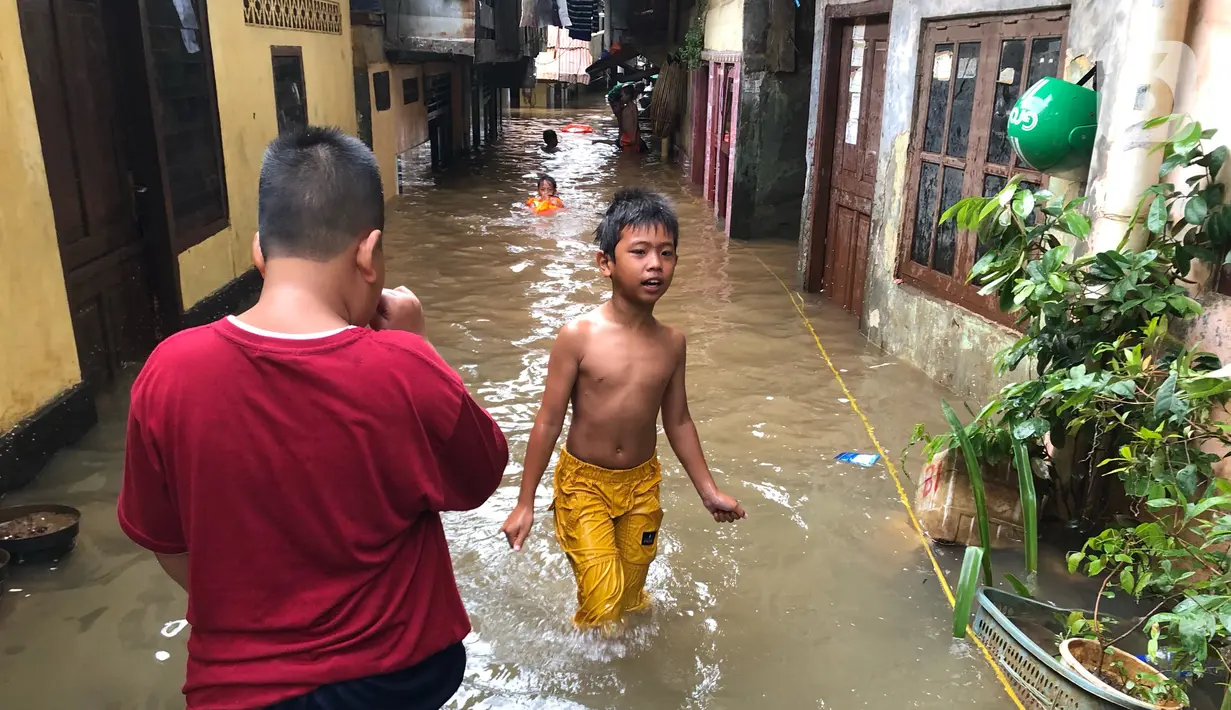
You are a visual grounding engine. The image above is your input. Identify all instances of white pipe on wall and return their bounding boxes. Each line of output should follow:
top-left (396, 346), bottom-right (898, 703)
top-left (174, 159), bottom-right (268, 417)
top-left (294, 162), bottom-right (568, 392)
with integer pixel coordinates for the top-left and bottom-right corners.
top-left (1086, 0), bottom-right (1193, 253)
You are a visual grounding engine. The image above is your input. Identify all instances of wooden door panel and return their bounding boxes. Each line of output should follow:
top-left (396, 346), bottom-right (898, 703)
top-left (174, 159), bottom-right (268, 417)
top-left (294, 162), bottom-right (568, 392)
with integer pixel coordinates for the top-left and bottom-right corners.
top-left (18, 2), bottom-right (87, 253)
top-left (821, 19), bottom-right (889, 316)
top-left (69, 296), bottom-right (109, 386)
top-left (859, 33), bottom-right (889, 190)
top-left (19, 0), bottom-right (158, 385)
top-left (831, 185), bottom-right (873, 216)
top-left (823, 204), bottom-right (841, 292)
top-left (851, 211), bottom-right (871, 317)
top-left (43, 0), bottom-right (135, 269)
top-left (825, 204), bottom-right (858, 307)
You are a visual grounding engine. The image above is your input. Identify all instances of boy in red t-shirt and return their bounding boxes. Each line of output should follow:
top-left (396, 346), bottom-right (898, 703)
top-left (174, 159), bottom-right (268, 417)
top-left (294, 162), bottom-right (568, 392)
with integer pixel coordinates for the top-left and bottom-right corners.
top-left (118, 126), bottom-right (509, 710)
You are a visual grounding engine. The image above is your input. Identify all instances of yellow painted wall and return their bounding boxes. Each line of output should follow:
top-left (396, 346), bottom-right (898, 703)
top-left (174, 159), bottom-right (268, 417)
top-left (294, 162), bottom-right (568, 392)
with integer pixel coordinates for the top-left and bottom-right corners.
top-left (178, 3), bottom-right (358, 308)
top-left (704, 0), bottom-right (744, 52)
top-left (368, 60), bottom-right (467, 197)
top-left (369, 62), bottom-right (431, 199)
top-left (0, 4), bottom-right (83, 431)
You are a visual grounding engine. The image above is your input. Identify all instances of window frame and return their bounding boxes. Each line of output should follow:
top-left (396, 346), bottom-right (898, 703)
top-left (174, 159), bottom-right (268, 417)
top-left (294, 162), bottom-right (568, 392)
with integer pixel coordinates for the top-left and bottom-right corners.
top-left (141, 0), bottom-right (230, 254)
top-left (373, 70), bottom-right (391, 112)
top-left (271, 46), bottom-right (308, 135)
top-left (403, 75), bottom-right (420, 105)
top-left (898, 9), bottom-right (1069, 324)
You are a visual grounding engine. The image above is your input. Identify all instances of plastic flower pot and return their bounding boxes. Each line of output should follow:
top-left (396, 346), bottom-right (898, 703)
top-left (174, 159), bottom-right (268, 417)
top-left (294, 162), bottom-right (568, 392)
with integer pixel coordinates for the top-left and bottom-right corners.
top-left (1059, 638), bottom-right (1184, 710)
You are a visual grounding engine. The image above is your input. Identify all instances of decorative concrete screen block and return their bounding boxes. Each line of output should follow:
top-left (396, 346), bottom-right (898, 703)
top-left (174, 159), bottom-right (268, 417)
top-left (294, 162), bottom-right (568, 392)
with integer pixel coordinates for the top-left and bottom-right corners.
top-left (915, 448), bottom-right (1024, 549)
top-left (244, 0), bottom-right (342, 34)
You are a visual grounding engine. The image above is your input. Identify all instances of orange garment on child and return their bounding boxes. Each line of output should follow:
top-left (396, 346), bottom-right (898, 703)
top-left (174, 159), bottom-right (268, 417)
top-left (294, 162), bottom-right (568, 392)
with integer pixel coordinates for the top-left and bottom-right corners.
top-left (526, 196), bottom-right (564, 214)
top-left (551, 447), bottom-right (663, 628)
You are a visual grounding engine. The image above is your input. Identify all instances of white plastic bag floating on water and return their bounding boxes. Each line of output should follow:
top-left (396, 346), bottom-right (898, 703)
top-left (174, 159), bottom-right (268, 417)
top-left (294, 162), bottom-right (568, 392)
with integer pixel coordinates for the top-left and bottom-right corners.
top-left (835, 452), bottom-right (881, 467)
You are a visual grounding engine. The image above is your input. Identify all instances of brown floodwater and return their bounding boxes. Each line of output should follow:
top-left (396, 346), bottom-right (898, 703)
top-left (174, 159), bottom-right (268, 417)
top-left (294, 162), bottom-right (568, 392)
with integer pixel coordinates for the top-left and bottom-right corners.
top-left (0, 104), bottom-right (1012, 709)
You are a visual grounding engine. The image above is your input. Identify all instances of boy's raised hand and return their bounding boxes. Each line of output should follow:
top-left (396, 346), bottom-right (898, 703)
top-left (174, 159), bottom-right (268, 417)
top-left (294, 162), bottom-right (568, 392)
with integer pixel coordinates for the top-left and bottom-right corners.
top-left (703, 489), bottom-right (746, 524)
top-left (500, 504), bottom-right (534, 551)
top-left (371, 286), bottom-right (425, 335)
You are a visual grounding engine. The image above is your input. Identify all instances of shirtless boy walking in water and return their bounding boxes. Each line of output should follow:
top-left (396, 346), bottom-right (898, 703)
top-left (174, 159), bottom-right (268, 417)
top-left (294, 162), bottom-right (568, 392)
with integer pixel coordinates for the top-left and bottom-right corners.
top-left (500, 188), bottom-right (745, 628)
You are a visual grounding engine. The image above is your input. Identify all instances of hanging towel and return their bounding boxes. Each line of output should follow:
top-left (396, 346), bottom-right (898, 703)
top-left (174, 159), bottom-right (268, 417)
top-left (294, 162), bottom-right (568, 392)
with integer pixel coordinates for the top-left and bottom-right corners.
top-left (564, 0), bottom-right (596, 41)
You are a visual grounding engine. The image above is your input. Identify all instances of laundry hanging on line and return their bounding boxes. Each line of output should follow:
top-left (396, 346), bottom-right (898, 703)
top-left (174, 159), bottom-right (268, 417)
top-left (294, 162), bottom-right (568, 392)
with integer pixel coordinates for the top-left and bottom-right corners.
top-left (553, 0), bottom-right (599, 42)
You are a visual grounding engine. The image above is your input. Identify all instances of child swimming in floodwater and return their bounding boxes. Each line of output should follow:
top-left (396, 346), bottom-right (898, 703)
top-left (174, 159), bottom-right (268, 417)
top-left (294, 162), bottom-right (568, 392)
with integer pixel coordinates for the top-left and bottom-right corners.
top-left (526, 175), bottom-right (565, 214)
top-left (500, 188), bottom-right (746, 629)
top-left (543, 129), bottom-right (559, 153)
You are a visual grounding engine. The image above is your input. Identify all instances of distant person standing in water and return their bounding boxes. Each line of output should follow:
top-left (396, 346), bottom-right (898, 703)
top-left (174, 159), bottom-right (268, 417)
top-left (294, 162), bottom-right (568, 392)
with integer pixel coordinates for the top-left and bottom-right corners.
top-left (611, 83), bottom-right (646, 152)
top-left (117, 126), bottom-right (508, 710)
top-left (543, 129), bottom-right (560, 153)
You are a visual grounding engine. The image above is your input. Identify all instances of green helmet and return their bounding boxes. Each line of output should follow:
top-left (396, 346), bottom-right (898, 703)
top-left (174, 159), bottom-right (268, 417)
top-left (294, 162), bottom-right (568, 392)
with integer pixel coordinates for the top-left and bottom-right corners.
top-left (1008, 77), bottom-right (1098, 181)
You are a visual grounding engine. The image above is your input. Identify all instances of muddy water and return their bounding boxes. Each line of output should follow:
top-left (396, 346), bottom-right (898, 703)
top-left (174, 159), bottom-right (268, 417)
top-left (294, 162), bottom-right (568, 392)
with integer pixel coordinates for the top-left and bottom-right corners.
top-left (0, 106), bottom-right (1010, 709)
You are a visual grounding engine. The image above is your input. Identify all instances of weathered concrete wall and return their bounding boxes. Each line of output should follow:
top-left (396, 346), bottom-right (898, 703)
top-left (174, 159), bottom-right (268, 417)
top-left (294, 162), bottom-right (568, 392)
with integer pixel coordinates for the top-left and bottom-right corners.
top-left (730, 67), bottom-right (812, 240)
top-left (1173, 0), bottom-right (1231, 362)
top-left (386, 0), bottom-right (475, 41)
top-left (705, 0), bottom-right (745, 51)
top-left (369, 62), bottom-right (432, 199)
top-left (797, 0), bottom-right (1132, 401)
top-left (729, 0), bottom-right (813, 241)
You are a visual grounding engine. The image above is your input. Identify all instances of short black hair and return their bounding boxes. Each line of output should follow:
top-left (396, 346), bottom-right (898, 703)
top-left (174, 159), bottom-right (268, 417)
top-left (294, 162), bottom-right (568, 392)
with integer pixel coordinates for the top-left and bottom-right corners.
top-left (257, 126), bottom-right (384, 260)
top-left (543, 129), bottom-right (558, 145)
top-left (538, 174), bottom-right (558, 191)
top-left (594, 188), bottom-right (679, 258)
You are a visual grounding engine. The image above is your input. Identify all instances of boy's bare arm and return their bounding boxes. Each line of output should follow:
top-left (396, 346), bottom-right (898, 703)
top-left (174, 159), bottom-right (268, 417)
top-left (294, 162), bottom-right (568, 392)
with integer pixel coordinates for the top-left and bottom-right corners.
top-left (501, 324), bottom-right (583, 550)
top-left (661, 333), bottom-right (746, 523)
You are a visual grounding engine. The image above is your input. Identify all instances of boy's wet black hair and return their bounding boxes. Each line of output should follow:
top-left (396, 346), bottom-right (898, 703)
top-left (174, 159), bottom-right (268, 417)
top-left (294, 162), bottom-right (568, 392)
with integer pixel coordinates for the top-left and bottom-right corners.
top-left (538, 174), bottom-right (558, 191)
top-left (594, 188), bottom-right (679, 258)
top-left (257, 125), bottom-right (384, 261)
top-left (543, 129), bottom-right (558, 145)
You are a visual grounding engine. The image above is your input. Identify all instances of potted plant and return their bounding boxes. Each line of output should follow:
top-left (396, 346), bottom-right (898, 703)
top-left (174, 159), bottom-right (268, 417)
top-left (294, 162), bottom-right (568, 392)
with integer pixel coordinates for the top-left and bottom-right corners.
top-left (1060, 635), bottom-right (1186, 709)
top-left (915, 116), bottom-right (1231, 708)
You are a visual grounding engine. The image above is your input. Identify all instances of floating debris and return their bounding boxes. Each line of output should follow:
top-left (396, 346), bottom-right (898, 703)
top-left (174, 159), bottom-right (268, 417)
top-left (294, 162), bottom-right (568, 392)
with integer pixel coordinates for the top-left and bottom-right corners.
top-left (835, 452), bottom-right (881, 467)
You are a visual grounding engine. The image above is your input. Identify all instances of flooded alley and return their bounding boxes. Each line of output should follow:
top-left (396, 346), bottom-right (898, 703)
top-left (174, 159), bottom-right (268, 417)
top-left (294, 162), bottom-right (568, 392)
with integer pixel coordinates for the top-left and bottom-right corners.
top-left (0, 107), bottom-right (1012, 709)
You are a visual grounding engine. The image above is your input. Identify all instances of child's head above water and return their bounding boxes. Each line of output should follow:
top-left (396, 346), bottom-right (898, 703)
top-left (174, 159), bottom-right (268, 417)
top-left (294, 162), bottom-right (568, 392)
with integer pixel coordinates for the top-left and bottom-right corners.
top-left (537, 174), bottom-right (558, 198)
top-left (543, 129), bottom-right (558, 148)
top-left (255, 126), bottom-right (386, 323)
top-left (594, 188), bottom-right (679, 305)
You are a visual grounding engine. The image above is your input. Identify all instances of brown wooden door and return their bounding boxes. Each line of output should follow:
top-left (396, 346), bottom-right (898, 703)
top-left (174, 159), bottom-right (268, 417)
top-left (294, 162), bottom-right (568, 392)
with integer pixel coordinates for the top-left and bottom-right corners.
top-left (821, 20), bottom-right (889, 317)
top-left (19, 0), bottom-right (158, 386)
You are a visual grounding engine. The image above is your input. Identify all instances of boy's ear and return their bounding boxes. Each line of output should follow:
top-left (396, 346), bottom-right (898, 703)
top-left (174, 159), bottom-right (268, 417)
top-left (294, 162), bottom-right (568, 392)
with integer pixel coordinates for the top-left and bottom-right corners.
top-left (596, 249), bottom-right (613, 277)
top-left (251, 232), bottom-right (265, 275)
top-left (356, 229), bottom-right (382, 283)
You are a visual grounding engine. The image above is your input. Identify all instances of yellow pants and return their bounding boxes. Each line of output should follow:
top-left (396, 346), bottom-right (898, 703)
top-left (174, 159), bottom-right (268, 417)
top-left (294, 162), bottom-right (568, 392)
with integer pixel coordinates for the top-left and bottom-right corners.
top-left (552, 448), bottom-right (663, 628)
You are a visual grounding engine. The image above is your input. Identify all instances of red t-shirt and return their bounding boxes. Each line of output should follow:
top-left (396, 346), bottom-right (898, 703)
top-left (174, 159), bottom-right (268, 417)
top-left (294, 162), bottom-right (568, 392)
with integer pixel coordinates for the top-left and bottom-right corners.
top-left (117, 317), bottom-right (509, 709)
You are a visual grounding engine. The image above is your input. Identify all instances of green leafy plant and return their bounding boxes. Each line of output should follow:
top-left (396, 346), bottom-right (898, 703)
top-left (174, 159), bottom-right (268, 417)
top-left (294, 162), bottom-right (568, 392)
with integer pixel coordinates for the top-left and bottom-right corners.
top-left (1058, 609), bottom-right (1105, 642)
top-left (953, 545), bottom-right (985, 639)
top-left (912, 116), bottom-right (1231, 704)
top-left (679, 0), bottom-right (707, 70)
top-left (943, 399), bottom-right (993, 586)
